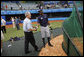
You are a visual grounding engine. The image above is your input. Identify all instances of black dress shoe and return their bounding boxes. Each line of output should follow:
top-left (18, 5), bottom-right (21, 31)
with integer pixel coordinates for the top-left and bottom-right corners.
top-left (25, 51), bottom-right (31, 54)
top-left (35, 48), bottom-right (41, 52)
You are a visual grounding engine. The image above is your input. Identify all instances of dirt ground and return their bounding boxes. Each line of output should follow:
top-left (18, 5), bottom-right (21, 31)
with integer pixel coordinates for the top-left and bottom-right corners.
top-left (39, 35), bottom-right (67, 56)
top-left (5, 20), bottom-right (64, 29)
top-left (71, 38), bottom-right (83, 56)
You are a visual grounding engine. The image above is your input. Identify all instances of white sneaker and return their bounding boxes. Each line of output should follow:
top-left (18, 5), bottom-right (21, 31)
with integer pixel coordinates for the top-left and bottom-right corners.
top-left (8, 44), bottom-right (12, 47)
top-left (1, 48), bottom-right (2, 53)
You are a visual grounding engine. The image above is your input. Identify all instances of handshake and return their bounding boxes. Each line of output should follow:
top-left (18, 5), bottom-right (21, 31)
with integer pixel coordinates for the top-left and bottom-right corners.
top-left (33, 26), bottom-right (39, 31)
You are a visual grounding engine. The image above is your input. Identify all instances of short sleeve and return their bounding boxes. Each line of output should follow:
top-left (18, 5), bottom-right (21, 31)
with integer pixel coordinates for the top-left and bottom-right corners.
top-left (23, 20), bottom-right (27, 31)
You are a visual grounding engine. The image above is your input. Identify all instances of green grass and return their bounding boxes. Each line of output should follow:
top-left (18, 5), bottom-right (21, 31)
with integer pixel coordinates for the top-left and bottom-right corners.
top-left (3, 22), bottom-right (63, 42)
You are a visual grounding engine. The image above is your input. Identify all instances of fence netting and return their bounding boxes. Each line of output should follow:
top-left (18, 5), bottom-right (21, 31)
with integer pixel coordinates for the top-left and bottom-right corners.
top-left (62, 1), bottom-right (83, 56)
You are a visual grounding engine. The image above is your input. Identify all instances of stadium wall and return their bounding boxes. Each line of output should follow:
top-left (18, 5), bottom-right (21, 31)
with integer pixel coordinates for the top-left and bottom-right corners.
top-left (6, 17), bottom-right (68, 25)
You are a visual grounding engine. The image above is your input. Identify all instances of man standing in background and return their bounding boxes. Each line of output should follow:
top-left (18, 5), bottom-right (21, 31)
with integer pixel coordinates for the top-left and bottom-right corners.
top-left (15, 17), bottom-right (20, 30)
top-left (1, 17), bottom-right (6, 33)
top-left (11, 17), bottom-right (15, 28)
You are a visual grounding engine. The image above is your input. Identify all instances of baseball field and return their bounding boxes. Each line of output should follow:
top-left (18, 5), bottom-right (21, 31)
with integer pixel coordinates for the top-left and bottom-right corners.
top-left (3, 20), bottom-right (63, 42)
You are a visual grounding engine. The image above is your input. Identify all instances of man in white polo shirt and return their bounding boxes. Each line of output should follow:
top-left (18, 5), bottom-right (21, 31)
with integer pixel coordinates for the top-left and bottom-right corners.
top-left (23, 11), bottom-right (39, 54)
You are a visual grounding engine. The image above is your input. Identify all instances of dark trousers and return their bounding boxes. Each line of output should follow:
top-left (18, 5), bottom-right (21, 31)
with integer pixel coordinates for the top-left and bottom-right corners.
top-left (1, 26), bottom-right (6, 33)
top-left (16, 24), bottom-right (20, 30)
top-left (24, 32), bottom-right (38, 52)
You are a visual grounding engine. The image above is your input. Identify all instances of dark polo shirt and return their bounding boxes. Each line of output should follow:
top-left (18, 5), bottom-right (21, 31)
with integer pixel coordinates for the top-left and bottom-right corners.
top-left (37, 14), bottom-right (48, 27)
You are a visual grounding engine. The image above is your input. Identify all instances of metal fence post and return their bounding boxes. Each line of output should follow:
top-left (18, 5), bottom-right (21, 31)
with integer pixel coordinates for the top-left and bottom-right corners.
top-left (73, 1), bottom-right (83, 30)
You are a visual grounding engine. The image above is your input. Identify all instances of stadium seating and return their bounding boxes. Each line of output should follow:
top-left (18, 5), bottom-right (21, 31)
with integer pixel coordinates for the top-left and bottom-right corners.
top-left (1, 1), bottom-right (74, 10)
top-left (1, 1), bottom-right (38, 10)
top-left (2, 1), bottom-right (79, 11)
top-left (19, 2), bottom-right (38, 10)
